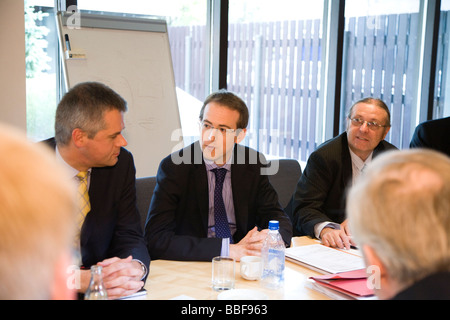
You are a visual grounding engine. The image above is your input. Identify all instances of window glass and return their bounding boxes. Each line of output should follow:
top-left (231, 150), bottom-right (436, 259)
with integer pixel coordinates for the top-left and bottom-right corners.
top-left (78, 0), bottom-right (208, 145)
top-left (434, 0), bottom-right (450, 118)
top-left (25, 0), bottom-right (58, 141)
top-left (342, 0), bottom-right (420, 148)
top-left (228, 0), bottom-right (324, 163)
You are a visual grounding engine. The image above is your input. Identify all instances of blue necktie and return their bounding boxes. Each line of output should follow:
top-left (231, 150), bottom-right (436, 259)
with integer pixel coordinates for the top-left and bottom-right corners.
top-left (212, 168), bottom-right (232, 242)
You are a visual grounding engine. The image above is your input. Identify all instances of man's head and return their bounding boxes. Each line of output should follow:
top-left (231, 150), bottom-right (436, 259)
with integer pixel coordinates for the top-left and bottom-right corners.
top-left (347, 149), bottom-right (450, 299)
top-left (55, 82), bottom-right (128, 170)
top-left (346, 98), bottom-right (391, 161)
top-left (199, 90), bottom-right (248, 165)
top-left (0, 124), bottom-right (76, 299)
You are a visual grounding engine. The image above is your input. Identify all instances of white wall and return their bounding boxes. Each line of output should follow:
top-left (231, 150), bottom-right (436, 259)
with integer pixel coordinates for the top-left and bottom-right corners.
top-left (0, 0), bottom-right (26, 130)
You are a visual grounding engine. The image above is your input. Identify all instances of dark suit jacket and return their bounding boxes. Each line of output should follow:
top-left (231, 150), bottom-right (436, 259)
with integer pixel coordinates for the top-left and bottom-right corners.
top-left (292, 133), bottom-right (397, 237)
top-left (43, 138), bottom-right (150, 272)
top-left (145, 142), bottom-right (293, 261)
top-left (410, 116), bottom-right (450, 157)
top-left (392, 272), bottom-right (450, 300)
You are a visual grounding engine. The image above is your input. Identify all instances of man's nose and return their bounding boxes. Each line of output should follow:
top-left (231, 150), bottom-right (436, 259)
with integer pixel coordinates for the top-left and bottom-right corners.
top-left (117, 134), bottom-right (128, 147)
top-left (206, 128), bottom-right (218, 140)
top-left (359, 122), bottom-right (370, 132)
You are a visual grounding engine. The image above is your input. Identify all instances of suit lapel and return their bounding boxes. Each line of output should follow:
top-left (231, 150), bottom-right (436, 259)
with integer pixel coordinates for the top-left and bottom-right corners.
top-left (81, 168), bottom-right (99, 246)
top-left (372, 141), bottom-right (386, 159)
top-left (230, 145), bottom-right (254, 240)
top-left (340, 133), bottom-right (353, 188)
top-left (82, 167), bottom-right (110, 247)
top-left (190, 142), bottom-right (210, 233)
top-left (194, 162), bottom-right (209, 233)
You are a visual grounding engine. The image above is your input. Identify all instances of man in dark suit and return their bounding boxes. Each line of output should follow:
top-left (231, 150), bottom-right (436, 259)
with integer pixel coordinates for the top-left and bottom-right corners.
top-left (292, 98), bottom-right (397, 249)
top-left (347, 149), bottom-right (450, 299)
top-left (145, 90), bottom-right (292, 261)
top-left (410, 116), bottom-right (450, 157)
top-left (43, 82), bottom-right (150, 299)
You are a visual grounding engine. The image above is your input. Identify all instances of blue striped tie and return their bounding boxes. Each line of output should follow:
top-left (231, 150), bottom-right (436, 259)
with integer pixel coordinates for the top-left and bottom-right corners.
top-left (212, 168), bottom-right (232, 242)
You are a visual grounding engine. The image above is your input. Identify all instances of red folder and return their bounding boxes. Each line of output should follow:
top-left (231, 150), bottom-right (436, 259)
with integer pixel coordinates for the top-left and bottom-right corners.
top-left (310, 269), bottom-right (374, 298)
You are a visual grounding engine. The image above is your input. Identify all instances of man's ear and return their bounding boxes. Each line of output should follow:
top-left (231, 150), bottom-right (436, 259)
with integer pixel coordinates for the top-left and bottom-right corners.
top-left (234, 128), bottom-right (247, 144)
top-left (362, 244), bottom-right (396, 299)
top-left (363, 245), bottom-right (385, 273)
top-left (381, 126), bottom-right (391, 140)
top-left (72, 128), bottom-right (87, 147)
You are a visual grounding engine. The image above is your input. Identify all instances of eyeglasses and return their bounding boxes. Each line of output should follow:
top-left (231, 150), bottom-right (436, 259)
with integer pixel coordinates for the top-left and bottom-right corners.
top-left (199, 121), bottom-right (237, 135)
top-left (349, 118), bottom-right (390, 130)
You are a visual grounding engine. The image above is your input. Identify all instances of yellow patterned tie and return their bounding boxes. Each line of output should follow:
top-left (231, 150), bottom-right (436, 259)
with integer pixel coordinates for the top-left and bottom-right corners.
top-left (76, 171), bottom-right (91, 240)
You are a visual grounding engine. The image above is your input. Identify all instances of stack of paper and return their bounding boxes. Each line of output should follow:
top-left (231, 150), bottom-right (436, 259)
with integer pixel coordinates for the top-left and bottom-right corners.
top-left (309, 269), bottom-right (375, 299)
top-left (285, 244), bottom-right (365, 274)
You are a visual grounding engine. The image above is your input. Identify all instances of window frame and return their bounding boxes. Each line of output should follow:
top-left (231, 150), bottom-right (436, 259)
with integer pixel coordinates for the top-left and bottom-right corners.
top-left (46, 0), bottom-right (444, 152)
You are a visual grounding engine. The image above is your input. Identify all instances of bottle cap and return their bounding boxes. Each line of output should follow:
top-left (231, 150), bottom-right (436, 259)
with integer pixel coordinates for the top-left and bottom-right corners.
top-left (268, 220), bottom-right (279, 230)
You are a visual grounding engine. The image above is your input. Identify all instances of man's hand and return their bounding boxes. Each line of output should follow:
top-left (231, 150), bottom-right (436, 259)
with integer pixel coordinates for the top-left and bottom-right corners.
top-left (320, 220), bottom-right (356, 250)
top-left (96, 256), bottom-right (144, 299)
top-left (229, 227), bottom-right (268, 261)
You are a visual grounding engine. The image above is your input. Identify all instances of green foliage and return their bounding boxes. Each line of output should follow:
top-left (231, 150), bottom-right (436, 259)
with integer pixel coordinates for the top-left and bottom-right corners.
top-left (24, 0), bottom-right (51, 78)
top-left (26, 75), bottom-right (56, 141)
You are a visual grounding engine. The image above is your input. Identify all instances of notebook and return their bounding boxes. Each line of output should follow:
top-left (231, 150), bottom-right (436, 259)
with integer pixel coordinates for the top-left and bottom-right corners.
top-left (285, 244), bottom-right (365, 274)
top-left (309, 269), bottom-right (375, 299)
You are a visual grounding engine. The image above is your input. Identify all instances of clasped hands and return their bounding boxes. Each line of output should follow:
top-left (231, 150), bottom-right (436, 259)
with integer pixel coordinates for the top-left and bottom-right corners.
top-left (229, 226), bottom-right (269, 261)
top-left (81, 255), bottom-right (144, 299)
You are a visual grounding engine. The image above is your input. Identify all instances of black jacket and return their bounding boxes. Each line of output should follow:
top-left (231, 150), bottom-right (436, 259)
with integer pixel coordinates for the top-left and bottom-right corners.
top-left (145, 142), bottom-right (292, 261)
top-left (292, 133), bottom-right (397, 237)
top-left (42, 138), bottom-right (150, 273)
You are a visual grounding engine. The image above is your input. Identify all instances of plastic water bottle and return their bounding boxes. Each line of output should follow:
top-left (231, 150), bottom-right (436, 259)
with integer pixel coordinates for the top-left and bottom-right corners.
top-left (84, 265), bottom-right (108, 300)
top-left (261, 220), bottom-right (285, 289)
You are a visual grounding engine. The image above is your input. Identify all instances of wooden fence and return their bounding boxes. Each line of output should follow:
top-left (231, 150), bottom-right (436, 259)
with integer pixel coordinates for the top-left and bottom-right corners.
top-left (168, 12), bottom-right (448, 162)
top-left (342, 14), bottom-right (419, 149)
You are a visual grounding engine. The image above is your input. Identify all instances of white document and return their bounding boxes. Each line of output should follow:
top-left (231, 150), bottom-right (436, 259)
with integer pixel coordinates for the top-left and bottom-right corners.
top-left (285, 244), bottom-right (365, 274)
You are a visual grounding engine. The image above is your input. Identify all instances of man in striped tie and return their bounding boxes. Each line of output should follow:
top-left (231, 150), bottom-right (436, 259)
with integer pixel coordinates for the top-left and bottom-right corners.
top-left (43, 82), bottom-right (150, 299)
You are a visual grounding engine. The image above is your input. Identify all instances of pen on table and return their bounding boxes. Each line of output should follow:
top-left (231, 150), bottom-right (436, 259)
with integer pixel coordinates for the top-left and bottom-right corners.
top-left (64, 34), bottom-right (71, 51)
top-left (348, 235), bottom-right (358, 250)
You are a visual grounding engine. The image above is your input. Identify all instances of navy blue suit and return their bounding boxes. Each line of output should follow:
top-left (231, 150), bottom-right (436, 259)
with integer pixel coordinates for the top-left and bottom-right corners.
top-left (43, 138), bottom-right (150, 272)
top-left (292, 133), bottom-right (397, 237)
top-left (410, 116), bottom-right (450, 157)
top-left (392, 272), bottom-right (450, 300)
top-left (145, 142), bottom-right (292, 261)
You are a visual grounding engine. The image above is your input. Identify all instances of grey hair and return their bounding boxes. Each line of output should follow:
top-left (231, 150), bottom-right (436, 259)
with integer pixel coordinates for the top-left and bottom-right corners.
top-left (347, 97), bottom-right (391, 127)
top-left (55, 82), bottom-right (127, 146)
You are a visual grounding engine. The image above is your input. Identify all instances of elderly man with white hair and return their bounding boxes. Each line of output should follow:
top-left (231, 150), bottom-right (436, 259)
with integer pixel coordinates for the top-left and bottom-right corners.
top-left (347, 149), bottom-right (450, 300)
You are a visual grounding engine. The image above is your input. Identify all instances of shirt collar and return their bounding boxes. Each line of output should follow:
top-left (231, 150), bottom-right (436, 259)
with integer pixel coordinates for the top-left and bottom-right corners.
top-left (56, 146), bottom-right (91, 178)
top-left (348, 147), bottom-right (373, 171)
top-left (204, 157), bottom-right (232, 172)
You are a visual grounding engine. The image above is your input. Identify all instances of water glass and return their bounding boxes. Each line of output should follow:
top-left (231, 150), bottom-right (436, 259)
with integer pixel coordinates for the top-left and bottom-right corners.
top-left (212, 256), bottom-right (235, 291)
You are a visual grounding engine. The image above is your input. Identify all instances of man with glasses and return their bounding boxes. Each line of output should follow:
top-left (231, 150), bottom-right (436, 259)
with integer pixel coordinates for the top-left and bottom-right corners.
top-left (291, 98), bottom-right (397, 249)
top-left (145, 90), bottom-right (292, 261)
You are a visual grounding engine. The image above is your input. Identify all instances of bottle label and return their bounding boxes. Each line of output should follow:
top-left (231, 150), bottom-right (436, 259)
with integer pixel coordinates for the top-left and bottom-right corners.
top-left (261, 248), bottom-right (285, 289)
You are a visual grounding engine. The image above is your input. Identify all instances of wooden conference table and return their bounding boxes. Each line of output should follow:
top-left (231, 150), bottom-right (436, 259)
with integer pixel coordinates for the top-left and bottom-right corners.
top-left (143, 237), bottom-right (330, 300)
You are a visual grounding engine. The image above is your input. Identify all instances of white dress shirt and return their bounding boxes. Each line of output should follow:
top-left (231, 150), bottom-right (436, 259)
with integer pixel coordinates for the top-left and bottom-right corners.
top-left (314, 147), bottom-right (373, 239)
